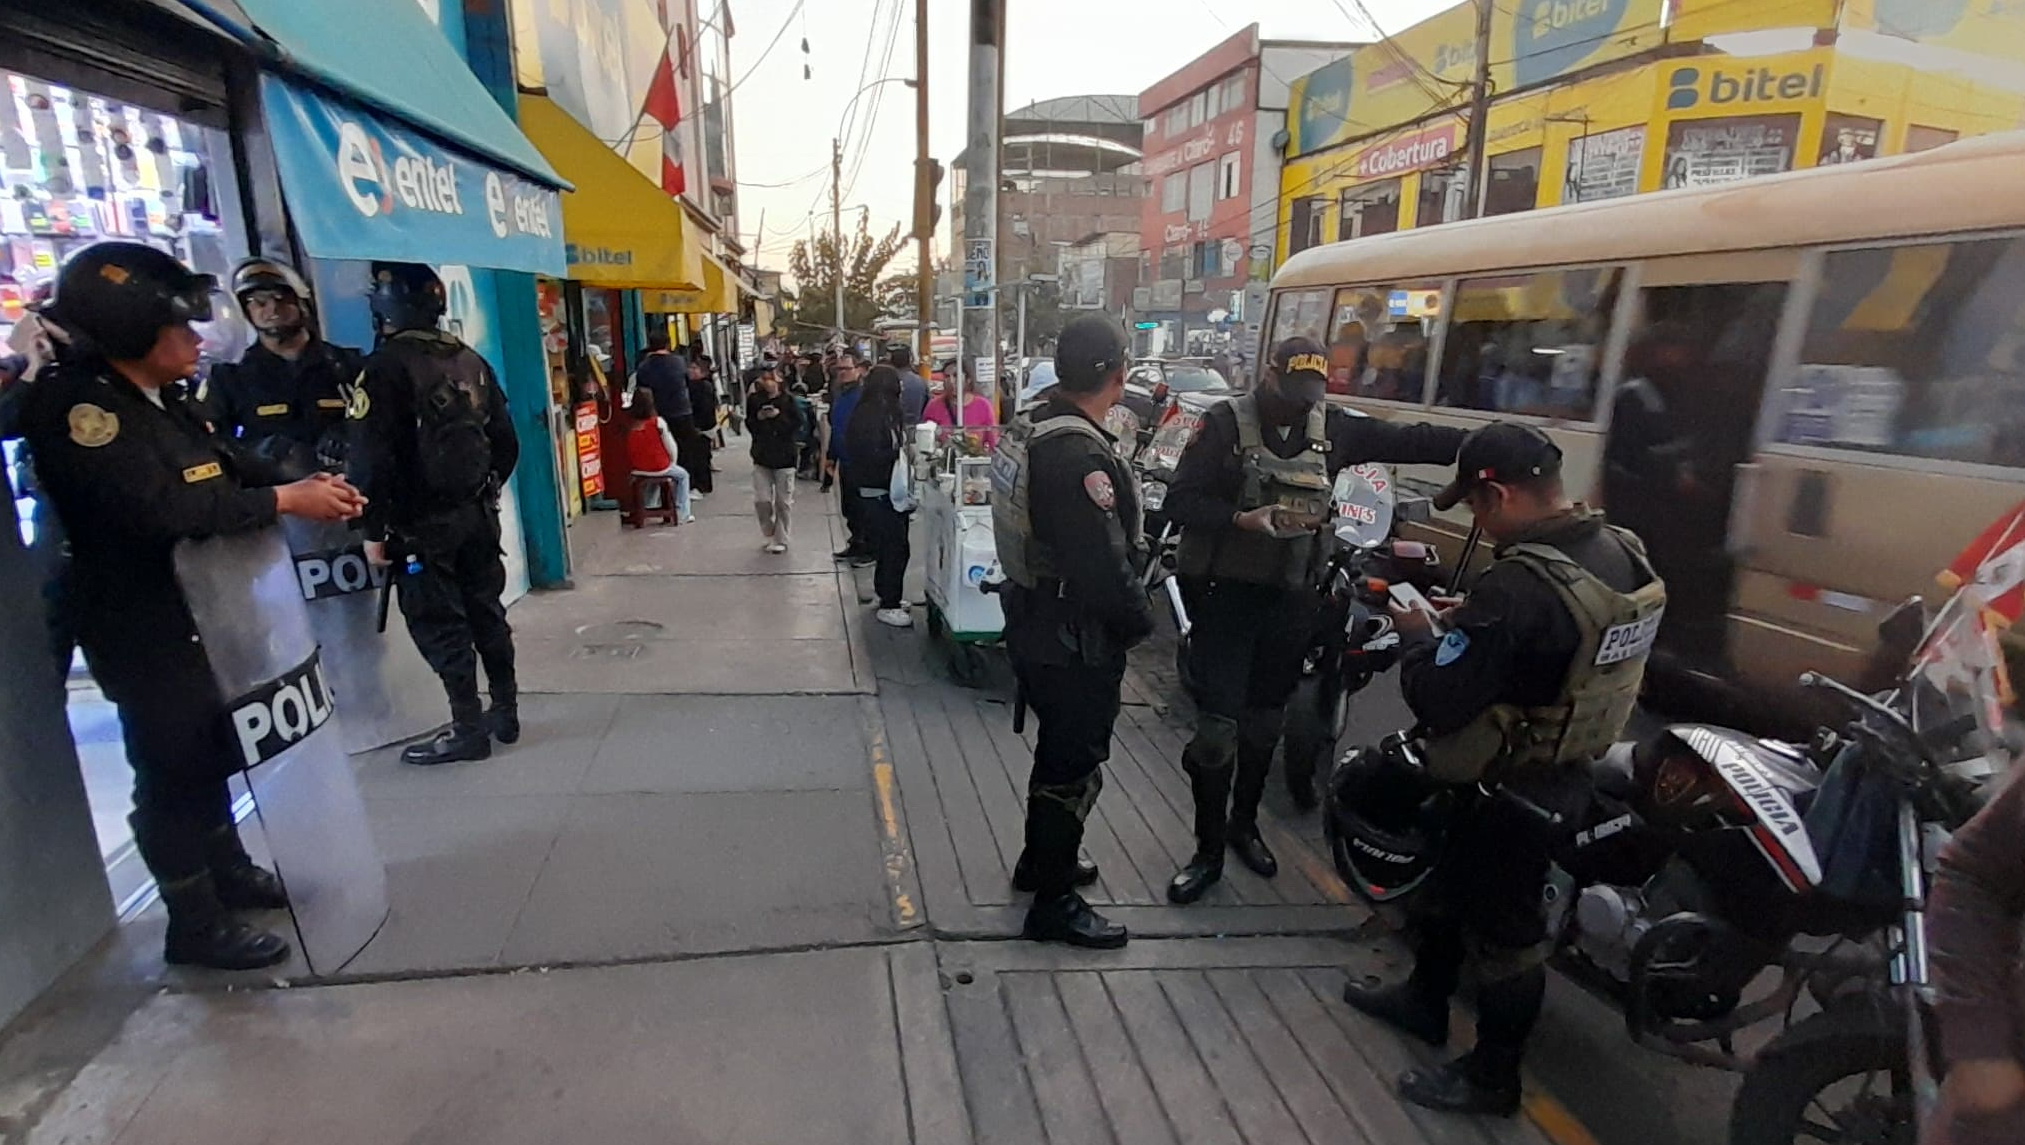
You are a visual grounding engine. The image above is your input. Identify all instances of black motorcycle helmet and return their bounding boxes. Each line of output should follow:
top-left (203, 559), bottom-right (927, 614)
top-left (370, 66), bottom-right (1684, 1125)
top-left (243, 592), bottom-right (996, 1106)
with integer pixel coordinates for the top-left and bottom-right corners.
top-left (45, 242), bottom-right (216, 362)
top-left (367, 261), bottom-right (446, 335)
top-left (229, 256), bottom-right (314, 337)
top-left (1323, 733), bottom-right (1450, 905)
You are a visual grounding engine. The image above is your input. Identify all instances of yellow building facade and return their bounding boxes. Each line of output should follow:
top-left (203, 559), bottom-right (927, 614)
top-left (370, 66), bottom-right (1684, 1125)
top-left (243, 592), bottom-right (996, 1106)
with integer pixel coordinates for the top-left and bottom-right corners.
top-left (1277, 0), bottom-right (2025, 265)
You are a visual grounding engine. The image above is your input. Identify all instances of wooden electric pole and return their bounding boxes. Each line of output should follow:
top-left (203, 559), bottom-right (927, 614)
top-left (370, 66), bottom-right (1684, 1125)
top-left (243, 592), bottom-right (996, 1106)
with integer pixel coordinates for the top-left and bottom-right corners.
top-left (1461, 0), bottom-right (1494, 219)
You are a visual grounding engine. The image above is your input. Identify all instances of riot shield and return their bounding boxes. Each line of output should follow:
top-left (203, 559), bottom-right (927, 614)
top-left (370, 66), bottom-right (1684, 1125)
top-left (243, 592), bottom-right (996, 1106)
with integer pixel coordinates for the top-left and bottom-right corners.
top-left (282, 517), bottom-right (444, 753)
top-left (175, 528), bottom-right (388, 975)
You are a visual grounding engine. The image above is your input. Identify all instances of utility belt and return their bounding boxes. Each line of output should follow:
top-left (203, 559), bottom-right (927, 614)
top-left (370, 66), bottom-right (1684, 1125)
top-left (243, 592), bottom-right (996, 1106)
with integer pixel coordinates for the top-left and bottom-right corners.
top-left (1416, 702), bottom-right (1590, 787)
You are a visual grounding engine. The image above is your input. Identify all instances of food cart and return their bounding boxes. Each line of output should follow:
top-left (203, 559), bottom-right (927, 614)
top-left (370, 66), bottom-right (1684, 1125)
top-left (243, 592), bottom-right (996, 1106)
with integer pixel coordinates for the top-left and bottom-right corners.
top-left (917, 421), bottom-right (1003, 683)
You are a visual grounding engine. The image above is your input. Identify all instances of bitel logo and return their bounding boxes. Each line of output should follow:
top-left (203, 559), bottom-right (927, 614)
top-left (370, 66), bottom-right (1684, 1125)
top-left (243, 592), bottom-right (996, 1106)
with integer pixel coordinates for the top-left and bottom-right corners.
top-left (1511, 0), bottom-right (1631, 88)
top-left (337, 120), bottom-right (395, 217)
top-left (1297, 56), bottom-right (1354, 154)
top-left (1667, 67), bottom-right (1703, 110)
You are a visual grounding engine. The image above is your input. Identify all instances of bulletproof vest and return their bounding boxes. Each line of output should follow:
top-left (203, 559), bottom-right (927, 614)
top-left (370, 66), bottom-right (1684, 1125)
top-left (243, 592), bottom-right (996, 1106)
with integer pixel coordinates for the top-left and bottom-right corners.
top-left (1176, 394), bottom-right (1332, 589)
top-left (1420, 523), bottom-right (1668, 784)
top-left (395, 331), bottom-right (494, 502)
top-left (991, 409), bottom-right (1143, 589)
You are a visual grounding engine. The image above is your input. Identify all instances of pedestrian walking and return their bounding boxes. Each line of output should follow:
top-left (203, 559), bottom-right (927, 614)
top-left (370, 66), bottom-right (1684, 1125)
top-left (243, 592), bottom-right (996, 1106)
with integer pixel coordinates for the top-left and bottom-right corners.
top-left (827, 348), bottom-right (871, 564)
top-left (842, 363), bottom-right (912, 626)
top-left (991, 314), bottom-right (1153, 948)
top-left (623, 388), bottom-right (693, 523)
top-left (24, 242), bottom-right (367, 969)
top-left (348, 262), bottom-right (521, 767)
top-left (683, 355), bottom-right (718, 495)
top-left (746, 364), bottom-right (801, 552)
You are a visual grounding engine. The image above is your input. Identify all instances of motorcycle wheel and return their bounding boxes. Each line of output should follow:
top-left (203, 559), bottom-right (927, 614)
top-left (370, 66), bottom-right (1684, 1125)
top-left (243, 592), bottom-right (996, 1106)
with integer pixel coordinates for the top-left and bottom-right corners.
top-left (1730, 1019), bottom-right (1914, 1145)
top-left (1282, 674), bottom-right (1345, 811)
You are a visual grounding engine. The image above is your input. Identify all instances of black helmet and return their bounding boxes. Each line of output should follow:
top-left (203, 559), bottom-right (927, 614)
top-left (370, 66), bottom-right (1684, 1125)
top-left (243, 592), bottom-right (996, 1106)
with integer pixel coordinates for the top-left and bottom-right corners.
top-left (367, 261), bottom-right (446, 334)
top-left (1322, 734), bottom-right (1450, 905)
top-left (45, 242), bottom-right (216, 361)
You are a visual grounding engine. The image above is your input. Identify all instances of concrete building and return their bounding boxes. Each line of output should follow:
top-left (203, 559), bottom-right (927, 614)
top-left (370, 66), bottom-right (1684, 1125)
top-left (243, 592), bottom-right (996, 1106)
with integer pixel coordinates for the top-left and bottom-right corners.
top-left (1136, 25), bottom-right (1360, 361)
top-left (1057, 231), bottom-right (1142, 317)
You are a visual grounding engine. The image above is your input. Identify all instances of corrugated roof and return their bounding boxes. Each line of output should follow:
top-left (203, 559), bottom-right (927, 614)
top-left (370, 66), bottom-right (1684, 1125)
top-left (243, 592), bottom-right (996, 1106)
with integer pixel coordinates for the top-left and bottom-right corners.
top-left (1005, 94), bottom-right (1139, 125)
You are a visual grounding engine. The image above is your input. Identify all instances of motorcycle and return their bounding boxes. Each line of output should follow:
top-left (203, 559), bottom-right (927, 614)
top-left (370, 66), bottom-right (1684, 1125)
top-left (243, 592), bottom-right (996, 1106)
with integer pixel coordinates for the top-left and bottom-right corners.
top-left (1326, 595), bottom-right (2009, 1145)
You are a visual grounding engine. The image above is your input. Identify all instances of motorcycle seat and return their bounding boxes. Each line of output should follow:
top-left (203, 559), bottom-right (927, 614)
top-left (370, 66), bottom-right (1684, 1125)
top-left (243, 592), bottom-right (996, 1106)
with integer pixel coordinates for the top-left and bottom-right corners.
top-left (1588, 742), bottom-right (1639, 800)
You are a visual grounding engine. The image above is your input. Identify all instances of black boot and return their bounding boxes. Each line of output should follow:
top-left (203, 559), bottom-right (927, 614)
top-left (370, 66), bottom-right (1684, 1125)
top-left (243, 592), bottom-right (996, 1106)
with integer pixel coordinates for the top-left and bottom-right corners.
top-left (1170, 718), bottom-right (1236, 904)
top-left (1285, 754), bottom-right (1319, 811)
top-left (161, 874), bottom-right (291, 971)
top-left (1228, 829), bottom-right (1279, 878)
top-left (1226, 707), bottom-right (1280, 877)
top-left (1012, 854), bottom-right (1099, 893)
top-left (488, 703), bottom-right (521, 745)
top-left (1398, 1045), bottom-right (1523, 1117)
top-left (1023, 892), bottom-right (1128, 949)
top-left (203, 827), bottom-right (289, 911)
top-left (401, 722), bottom-right (493, 766)
top-left (1342, 975), bottom-right (1451, 1046)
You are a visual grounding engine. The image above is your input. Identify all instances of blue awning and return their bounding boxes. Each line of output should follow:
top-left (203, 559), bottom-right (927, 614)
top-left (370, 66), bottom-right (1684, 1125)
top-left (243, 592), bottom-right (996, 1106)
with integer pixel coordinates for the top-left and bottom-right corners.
top-left (261, 75), bottom-right (566, 276)
top-left (184, 0), bottom-right (563, 189)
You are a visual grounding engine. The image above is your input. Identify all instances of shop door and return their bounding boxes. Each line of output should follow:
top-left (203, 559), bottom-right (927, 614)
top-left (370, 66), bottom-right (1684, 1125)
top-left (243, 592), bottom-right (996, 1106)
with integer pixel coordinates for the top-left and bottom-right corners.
top-left (1603, 279), bottom-right (1788, 673)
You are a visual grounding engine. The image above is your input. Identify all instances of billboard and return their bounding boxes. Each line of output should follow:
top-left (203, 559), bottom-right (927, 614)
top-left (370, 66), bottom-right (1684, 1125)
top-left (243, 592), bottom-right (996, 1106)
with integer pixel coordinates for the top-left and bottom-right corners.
top-left (1288, 0), bottom-right (1666, 156)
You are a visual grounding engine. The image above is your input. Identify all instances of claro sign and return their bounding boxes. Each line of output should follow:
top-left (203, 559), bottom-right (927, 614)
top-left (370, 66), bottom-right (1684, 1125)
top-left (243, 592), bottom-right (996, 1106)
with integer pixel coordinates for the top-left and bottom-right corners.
top-left (1351, 122), bottom-right (1459, 180)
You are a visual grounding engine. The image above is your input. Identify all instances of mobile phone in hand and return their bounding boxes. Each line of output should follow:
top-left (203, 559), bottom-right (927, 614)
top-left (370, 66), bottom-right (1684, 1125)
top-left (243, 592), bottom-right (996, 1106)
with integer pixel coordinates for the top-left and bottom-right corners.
top-left (1388, 582), bottom-right (1445, 631)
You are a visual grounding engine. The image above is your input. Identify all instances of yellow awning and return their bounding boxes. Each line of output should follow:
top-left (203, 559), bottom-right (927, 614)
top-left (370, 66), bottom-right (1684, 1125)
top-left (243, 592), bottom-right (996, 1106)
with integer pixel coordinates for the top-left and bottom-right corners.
top-left (643, 253), bottom-right (740, 314)
top-left (518, 95), bottom-right (703, 289)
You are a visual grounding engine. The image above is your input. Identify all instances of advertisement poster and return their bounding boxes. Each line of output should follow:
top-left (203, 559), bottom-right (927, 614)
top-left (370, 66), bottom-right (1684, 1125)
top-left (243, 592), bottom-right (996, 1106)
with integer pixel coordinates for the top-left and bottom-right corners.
top-left (574, 402), bottom-right (605, 498)
top-left (1565, 125), bottom-right (1646, 202)
top-left (1817, 114), bottom-right (1882, 165)
top-left (1662, 114), bottom-right (1800, 189)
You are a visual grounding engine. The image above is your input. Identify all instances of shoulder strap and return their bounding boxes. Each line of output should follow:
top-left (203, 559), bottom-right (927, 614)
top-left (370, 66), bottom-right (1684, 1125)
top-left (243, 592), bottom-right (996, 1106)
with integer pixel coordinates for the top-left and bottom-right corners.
top-left (1030, 412), bottom-right (1110, 445)
top-left (1232, 393), bottom-right (1263, 452)
top-left (1306, 401), bottom-right (1329, 449)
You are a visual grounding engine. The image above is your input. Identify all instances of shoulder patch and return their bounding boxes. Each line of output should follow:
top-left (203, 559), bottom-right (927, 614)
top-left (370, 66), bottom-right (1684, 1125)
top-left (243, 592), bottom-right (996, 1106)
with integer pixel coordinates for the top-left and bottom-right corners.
top-left (182, 461), bottom-right (223, 484)
top-left (67, 403), bottom-right (119, 448)
top-left (1083, 470), bottom-right (1116, 511)
top-left (1433, 629), bottom-right (1470, 666)
top-left (256, 402), bottom-right (291, 417)
top-left (316, 398), bottom-right (348, 410)
top-left (346, 386), bottom-right (371, 420)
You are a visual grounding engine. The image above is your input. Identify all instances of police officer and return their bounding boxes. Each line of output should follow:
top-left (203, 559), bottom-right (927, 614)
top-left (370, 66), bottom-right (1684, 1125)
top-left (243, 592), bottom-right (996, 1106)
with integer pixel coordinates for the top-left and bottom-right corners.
top-left (992, 315), bottom-right (1155, 948)
top-left (1344, 422), bottom-right (1665, 1115)
top-left (347, 262), bottom-right (521, 767)
top-left (23, 242), bottom-right (366, 969)
top-left (1164, 337), bottom-right (1464, 903)
top-left (201, 257), bottom-right (364, 475)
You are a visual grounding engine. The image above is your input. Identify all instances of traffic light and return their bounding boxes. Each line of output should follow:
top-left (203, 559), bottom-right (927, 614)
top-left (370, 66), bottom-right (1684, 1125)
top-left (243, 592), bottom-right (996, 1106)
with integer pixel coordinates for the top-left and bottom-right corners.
top-left (916, 158), bottom-right (945, 238)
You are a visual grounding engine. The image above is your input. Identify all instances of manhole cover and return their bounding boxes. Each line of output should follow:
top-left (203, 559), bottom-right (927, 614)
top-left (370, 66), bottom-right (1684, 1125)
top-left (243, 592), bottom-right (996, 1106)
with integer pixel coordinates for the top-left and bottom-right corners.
top-left (575, 619), bottom-right (666, 642)
top-left (571, 643), bottom-right (646, 661)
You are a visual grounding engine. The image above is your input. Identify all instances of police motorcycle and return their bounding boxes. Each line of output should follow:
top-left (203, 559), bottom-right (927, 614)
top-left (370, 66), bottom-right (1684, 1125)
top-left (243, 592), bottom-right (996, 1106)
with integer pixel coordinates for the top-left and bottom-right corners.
top-left (1325, 592), bottom-right (2008, 1145)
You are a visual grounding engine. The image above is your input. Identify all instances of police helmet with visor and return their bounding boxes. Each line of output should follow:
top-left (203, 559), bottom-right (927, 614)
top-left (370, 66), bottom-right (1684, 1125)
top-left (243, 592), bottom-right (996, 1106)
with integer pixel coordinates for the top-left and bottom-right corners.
top-left (46, 241), bottom-right (216, 362)
top-left (367, 261), bottom-right (447, 334)
top-left (230, 257), bottom-right (314, 335)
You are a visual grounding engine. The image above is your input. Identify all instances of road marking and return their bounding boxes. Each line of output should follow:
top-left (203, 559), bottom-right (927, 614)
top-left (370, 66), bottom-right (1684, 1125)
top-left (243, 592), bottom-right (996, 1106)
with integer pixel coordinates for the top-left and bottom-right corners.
top-left (869, 720), bottom-right (924, 930)
top-left (1523, 1086), bottom-right (1603, 1145)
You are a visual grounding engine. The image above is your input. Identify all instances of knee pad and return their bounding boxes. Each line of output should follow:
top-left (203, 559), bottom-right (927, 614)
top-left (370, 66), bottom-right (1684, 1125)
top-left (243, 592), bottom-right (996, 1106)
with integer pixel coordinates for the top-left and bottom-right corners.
top-left (1031, 771), bottom-right (1104, 821)
top-left (1184, 715), bottom-right (1239, 776)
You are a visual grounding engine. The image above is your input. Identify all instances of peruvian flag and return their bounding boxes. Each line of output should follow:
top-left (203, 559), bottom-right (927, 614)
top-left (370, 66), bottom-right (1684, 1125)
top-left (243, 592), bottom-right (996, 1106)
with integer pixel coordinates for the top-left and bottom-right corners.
top-left (643, 34), bottom-right (687, 195)
top-left (1941, 498), bottom-right (2025, 626)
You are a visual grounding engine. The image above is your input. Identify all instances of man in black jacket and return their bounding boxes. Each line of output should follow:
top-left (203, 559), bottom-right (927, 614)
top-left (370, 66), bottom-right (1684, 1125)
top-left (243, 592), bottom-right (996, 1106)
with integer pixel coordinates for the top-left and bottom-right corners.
top-left (201, 257), bottom-right (362, 476)
top-left (991, 315), bottom-right (1154, 948)
top-left (349, 262), bottom-right (521, 767)
top-left (1163, 337), bottom-right (1464, 903)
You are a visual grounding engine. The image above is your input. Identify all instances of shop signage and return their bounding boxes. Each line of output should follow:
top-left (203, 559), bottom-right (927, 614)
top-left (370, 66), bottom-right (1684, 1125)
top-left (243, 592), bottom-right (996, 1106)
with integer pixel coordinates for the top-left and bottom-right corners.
top-left (260, 74), bottom-right (566, 276)
top-left (1665, 61), bottom-right (1826, 111)
top-left (1565, 124), bottom-right (1646, 202)
top-left (1663, 114), bottom-right (1800, 189)
top-left (575, 402), bottom-right (605, 498)
top-left (1352, 123), bottom-right (1460, 179)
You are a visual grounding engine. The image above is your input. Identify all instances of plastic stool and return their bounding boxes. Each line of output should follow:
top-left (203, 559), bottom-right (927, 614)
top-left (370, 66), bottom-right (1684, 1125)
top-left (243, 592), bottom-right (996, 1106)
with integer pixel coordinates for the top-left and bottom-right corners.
top-left (626, 474), bottom-right (680, 528)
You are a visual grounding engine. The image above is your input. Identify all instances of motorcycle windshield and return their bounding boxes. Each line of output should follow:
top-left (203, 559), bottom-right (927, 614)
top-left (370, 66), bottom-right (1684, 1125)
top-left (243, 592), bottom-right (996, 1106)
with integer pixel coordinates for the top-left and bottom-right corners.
top-left (1333, 463), bottom-right (1396, 549)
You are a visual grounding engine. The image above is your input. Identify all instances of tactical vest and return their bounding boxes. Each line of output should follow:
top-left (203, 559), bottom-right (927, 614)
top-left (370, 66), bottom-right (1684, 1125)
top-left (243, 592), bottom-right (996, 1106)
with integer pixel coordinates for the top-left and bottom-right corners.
top-left (396, 330), bottom-right (495, 503)
top-left (1421, 524), bottom-right (1668, 784)
top-left (991, 410), bottom-right (1143, 589)
top-left (1176, 394), bottom-right (1332, 589)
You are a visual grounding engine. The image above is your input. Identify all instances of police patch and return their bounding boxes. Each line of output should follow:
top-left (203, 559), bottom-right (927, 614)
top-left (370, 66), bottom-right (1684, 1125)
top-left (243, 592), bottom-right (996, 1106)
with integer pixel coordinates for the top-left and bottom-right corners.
top-left (182, 462), bottom-right (223, 484)
top-left (346, 386), bottom-right (371, 420)
top-left (316, 398), bottom-right (348, 410)
top-left (1434, 629), bottom-right (1470, 666)
top-left (256, 402), bottom-right (290, 417)
top-left (1083, 470), bottom-right (1116, 511)
top-left (67, 403), bottom-right (119, 448)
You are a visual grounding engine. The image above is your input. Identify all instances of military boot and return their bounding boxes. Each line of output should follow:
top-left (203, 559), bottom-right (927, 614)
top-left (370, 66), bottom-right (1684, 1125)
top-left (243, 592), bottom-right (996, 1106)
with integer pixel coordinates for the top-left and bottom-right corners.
top-left (1012, 855), bottom-right (1099, 893)
top-left (161, 874), bottom-right (291, 971)
top-left (1397, 1045), bottom-right (1523, 1118)
top-left (1225, 708), bottom-right (1281, 878)
top-left (1023, 892), bottom-right (1128, 949)
top-left (1014, 780), bottom-right (1103, 896)
top-left (1169, 717), bottom-right (1236, 904)
top-left (400, 722), bottom-right (493, 766)
top-left (202, 827), bottom-right (290, 911)
top-left (488, 703), bottom-right (521, 745)
top-left (1342, 975), bottom-right (1451, 1047)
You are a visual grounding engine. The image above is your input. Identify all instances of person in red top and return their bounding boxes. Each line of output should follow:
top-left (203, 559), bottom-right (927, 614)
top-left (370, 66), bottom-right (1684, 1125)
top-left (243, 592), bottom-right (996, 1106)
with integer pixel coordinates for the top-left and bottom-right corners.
top-left (625, 389), bottom-right (692, 523)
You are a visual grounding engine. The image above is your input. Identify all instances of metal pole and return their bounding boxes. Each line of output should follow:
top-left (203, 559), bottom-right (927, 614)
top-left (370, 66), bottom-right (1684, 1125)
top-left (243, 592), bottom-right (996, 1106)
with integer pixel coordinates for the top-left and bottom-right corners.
top-left (962, 0), bottom-right (1002, 405)
top-left (831, 136), bottom-right (845, 343)
top-left (1016, 282), bottom-right (1027, 369)
top-left (1461, 0), bottom-right (1494, 220)
top-left (913, 0), bottom-right (933, 367)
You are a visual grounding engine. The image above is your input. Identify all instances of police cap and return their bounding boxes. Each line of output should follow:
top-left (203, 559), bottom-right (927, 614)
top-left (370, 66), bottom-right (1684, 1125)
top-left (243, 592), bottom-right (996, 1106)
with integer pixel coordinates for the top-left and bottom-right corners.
top-left (1433, 421), bottom-right (1563, 510)
top-left (1054, 314), bottom-right (1128, 392)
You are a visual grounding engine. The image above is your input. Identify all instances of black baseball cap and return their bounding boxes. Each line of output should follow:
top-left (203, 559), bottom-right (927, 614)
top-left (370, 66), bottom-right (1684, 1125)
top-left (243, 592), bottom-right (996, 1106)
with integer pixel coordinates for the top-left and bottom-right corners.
top-left (1433, 421), bottom-right (1564, 510)
top-left (1270, 336), bottom-right (1330, 383)
top-left (1055, 314), bottom-right (1128, 391)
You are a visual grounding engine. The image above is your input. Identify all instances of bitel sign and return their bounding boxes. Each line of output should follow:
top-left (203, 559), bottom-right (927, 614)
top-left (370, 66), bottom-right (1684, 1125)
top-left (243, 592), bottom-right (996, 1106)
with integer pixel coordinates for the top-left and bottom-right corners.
top-left (260, 74), bottom-right (567, 277)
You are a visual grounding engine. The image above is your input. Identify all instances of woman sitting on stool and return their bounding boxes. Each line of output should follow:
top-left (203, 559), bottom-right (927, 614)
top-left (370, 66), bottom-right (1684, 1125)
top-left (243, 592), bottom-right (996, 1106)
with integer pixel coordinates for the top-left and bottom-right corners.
top-left (626, 389), bottom-right (693, 523)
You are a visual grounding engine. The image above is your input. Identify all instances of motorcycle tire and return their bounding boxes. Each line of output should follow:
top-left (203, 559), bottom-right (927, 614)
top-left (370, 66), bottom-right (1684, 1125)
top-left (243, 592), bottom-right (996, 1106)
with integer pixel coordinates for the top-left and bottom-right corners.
top-left (1730, 1009), bottom-right (1914, 1145)
top-left (1282, 674), bottom-right (1345, 811)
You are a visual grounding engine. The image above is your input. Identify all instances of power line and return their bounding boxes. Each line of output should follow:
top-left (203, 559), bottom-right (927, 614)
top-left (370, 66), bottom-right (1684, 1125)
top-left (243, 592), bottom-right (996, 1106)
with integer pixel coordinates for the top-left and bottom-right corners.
top-left (736, 161), bottom-right (829, 189)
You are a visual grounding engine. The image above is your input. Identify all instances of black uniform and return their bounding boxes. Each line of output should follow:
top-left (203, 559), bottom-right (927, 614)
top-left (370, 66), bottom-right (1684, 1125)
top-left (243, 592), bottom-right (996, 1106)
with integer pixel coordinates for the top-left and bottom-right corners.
top-left (1164, 393), bottom-right (1462, 859)
top-left (203, 338), bottom-right (365, 475)
top-left (348, 330), bottom-right (519, 729)
top-left (19, 362), bottom-right (291, 886)
top-left (1003, 394), bottom-right (1156, 903)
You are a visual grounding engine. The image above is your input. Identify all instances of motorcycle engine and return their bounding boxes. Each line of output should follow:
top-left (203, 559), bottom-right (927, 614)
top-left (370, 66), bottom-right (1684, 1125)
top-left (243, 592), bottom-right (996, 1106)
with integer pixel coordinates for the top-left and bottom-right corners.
top-left (1571, 885), bottom-right (1652, 983)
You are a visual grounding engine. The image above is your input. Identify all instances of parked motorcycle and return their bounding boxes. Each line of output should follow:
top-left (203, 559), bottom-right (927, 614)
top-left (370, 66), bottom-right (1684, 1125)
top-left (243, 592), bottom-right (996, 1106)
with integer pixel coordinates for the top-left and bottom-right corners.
top-left (1325, 596), bottom-right (2008, 1145)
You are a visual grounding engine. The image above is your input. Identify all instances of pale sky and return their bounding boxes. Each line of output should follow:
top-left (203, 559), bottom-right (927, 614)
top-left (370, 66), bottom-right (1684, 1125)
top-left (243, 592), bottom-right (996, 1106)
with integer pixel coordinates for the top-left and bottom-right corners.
top-left (726, 0), bottom-right (1454, 274)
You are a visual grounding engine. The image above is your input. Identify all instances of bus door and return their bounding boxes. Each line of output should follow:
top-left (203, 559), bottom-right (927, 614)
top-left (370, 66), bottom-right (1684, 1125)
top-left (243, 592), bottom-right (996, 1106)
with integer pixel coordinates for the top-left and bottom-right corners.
top-left (1604, 265), bottom-right (1793, 675)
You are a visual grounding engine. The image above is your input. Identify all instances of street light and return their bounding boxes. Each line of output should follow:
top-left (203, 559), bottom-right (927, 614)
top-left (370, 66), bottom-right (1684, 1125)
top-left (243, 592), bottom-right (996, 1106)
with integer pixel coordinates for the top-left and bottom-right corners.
top-left (829, 76), bottom-right (918, 339)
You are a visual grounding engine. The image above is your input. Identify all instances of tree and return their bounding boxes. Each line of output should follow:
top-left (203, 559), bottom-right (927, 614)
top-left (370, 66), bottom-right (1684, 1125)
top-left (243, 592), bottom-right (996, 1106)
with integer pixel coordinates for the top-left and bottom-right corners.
top-left (779, 215), bottom-right (908, 341)
top-left (1003, 280), bottom-right (1067, 354)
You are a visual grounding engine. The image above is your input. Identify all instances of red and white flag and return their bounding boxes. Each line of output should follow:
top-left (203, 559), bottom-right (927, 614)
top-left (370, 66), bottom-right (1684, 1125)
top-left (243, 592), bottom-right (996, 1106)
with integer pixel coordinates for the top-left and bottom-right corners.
top-left (643, 39), bottom-right (687, 196)
top-left (1940, 497), bottom-right (2025, 626)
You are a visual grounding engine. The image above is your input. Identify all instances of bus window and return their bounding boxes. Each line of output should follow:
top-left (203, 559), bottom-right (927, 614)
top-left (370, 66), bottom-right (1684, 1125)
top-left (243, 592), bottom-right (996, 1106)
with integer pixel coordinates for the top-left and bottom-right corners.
top-left (1326, 283), bottom-right (1440, 401)
top-left (1433, 266), bottom-right (1622, 420)
top-left (1777, 237), bottom-right (2025, 469)
top-left (1268, 288), bottom-right (1331, 348)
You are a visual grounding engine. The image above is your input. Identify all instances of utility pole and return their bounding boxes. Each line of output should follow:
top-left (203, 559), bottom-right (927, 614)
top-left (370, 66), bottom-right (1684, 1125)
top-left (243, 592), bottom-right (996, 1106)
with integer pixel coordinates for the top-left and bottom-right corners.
top-left (1461, 0), bottom-right (1495, 220)
top-left (961, 0), bottom-right (1003, 402)
top-left (1015, 282), bottom-right (1027, 370)
top-left (913, 0), bottom-right (932, 366)
top-left (831, 136), bottom-right (845, 344)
